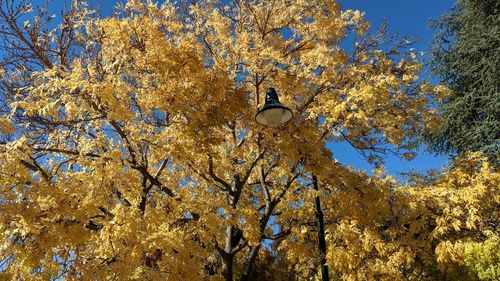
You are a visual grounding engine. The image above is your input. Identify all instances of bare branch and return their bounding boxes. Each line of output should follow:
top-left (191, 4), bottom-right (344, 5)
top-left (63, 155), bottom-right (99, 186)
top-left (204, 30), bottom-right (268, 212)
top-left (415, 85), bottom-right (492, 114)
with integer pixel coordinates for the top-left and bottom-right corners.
top-left (208, 155), bottom-right (232, 191)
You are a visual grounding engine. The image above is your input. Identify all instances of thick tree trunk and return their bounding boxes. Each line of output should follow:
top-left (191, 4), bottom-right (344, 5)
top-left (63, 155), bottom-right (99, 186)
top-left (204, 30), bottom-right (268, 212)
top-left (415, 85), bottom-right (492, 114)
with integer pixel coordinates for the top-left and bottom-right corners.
top-left (222, 226), bottom-right (235, 281)
top-left (222, 254), bottom-right (234, 281)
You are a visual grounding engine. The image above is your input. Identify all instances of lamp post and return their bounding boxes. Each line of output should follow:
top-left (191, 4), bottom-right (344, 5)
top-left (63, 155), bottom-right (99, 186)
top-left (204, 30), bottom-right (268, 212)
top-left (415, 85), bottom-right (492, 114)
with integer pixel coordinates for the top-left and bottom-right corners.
top-left (313, 175), bottom-right (330, 281)
top-left (255, 87), bottom-right (329, 281)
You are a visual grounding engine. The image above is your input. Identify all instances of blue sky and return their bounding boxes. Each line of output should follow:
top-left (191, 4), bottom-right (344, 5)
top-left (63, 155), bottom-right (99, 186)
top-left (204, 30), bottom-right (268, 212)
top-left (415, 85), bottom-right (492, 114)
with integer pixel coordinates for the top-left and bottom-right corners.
top-left (331, 0), bottom-right (455, 176)
top-left (81, 0), bottom-right (455, 177)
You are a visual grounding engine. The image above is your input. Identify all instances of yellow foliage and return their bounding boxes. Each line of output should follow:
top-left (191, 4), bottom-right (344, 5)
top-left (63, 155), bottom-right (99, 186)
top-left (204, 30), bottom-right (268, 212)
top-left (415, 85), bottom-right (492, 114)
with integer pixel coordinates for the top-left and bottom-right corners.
top-left (0, 0), bottom-right (495, 280)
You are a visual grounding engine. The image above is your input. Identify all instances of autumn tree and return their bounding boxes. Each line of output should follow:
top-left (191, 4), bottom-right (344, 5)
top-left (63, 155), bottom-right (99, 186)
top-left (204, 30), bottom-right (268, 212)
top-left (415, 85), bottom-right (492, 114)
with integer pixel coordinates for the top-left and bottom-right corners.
top-left (0, 1), bottom-right (496, 281)
top-left (421, 0), bottom-right (500, 167)
top-left (317, 154), bottom-right (499, 281)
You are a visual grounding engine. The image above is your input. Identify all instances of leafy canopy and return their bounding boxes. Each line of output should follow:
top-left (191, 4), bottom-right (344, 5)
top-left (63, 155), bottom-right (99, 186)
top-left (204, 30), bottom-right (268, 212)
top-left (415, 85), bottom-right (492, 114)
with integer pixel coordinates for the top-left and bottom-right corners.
top-left (0, 1), bottom-right (497, 281)
top-left (422, 0), bottom-right (500, 166)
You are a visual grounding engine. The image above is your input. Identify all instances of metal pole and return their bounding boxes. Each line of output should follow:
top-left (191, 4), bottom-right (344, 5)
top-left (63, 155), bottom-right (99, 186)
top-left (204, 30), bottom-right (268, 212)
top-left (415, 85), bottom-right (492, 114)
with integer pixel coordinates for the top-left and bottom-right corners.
top-left (312, 175), bottom-right (329, 281)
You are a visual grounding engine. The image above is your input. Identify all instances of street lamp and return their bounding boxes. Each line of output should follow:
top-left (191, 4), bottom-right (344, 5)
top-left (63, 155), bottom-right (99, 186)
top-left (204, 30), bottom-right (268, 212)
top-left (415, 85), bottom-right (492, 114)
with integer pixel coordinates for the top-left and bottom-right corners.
top-left (255, 88), bottom-right (330, 281)
top-left (255, 88), bottom-right (293, 127)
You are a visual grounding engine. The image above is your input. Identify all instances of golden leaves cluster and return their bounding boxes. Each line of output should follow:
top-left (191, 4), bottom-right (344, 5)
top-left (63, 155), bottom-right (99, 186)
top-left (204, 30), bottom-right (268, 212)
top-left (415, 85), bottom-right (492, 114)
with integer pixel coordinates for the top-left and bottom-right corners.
top-left (0, 0), bottom-right (491, 280)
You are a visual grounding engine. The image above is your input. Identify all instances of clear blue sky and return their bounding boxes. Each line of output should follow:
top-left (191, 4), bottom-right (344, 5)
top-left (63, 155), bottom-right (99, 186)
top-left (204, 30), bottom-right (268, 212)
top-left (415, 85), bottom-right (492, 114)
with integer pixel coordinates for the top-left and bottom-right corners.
top-left (74, 0), bottom-right (456, 177)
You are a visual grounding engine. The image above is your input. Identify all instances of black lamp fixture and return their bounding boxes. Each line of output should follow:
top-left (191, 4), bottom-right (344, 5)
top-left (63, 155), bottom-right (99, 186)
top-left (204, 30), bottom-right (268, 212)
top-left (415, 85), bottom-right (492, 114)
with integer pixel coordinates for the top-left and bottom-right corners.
top-left (255, 87), bottom-right (293, 127)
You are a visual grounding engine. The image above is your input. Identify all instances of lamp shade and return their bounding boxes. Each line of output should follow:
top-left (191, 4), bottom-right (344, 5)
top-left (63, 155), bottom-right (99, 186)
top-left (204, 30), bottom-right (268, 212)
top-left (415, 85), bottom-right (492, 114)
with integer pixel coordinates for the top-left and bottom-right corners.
top-left (255, 88), bottom-right (293, 127)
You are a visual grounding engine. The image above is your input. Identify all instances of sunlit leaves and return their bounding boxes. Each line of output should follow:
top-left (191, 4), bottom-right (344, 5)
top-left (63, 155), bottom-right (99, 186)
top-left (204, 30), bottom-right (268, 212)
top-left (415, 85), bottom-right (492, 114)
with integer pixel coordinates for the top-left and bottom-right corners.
top-left (0, 0), bottom-right (495, 280)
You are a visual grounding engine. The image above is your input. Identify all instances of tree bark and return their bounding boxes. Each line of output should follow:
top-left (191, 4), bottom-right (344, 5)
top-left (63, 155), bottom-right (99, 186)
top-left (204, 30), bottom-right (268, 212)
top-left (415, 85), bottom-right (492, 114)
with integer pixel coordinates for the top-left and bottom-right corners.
top-left (222, 226), bottom-right (235, 281)
top-left (240, 245), bottom-right (261, 281)
top-left (222, 254), bottom-right (234, 281)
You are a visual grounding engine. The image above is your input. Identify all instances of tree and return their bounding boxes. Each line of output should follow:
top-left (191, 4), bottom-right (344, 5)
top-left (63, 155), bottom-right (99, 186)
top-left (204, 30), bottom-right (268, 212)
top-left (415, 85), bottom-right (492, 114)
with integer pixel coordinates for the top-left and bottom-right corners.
top-left (317, 153), bottom-right (499, 281)
top-left (422, 0), bottom-right (500, 167)
top-left (463, 233), bottom-right (500, 281)
top-left (0, 0), bottom-right (496, 280)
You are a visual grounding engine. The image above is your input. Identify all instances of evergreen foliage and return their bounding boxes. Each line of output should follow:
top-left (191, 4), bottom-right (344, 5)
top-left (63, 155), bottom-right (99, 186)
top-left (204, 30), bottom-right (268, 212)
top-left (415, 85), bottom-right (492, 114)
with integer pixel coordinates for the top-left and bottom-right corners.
top-left (424, 0), bottom-right (500, 166)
